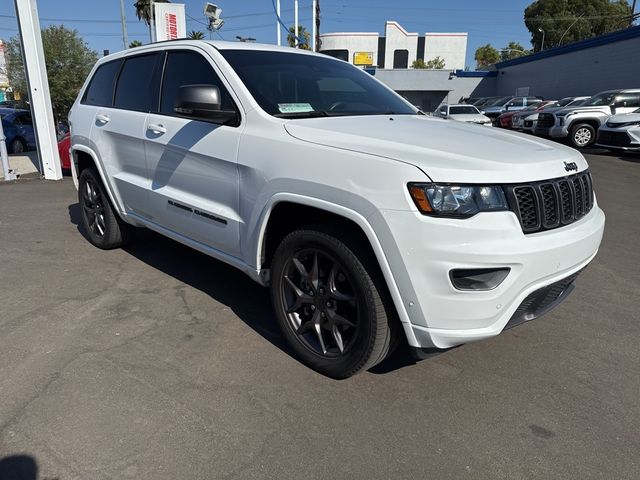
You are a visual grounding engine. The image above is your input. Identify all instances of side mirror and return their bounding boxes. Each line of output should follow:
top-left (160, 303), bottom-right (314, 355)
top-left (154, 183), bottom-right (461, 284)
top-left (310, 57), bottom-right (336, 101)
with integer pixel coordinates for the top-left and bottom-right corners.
top-left (174, 84), bottom-right (238, 125)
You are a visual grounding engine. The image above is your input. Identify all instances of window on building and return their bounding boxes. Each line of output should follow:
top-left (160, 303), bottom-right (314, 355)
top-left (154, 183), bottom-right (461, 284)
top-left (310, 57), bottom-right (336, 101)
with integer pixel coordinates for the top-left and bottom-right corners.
top-left (321, 50), bottom-right (349, 62)
top-left (393, 50), bottom-right (409, 69)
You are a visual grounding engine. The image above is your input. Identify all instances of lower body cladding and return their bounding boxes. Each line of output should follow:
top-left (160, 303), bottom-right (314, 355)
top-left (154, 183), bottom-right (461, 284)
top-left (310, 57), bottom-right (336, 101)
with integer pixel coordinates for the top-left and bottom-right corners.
top-left (377, 204), bottom-right (605, 349)
top-left (535, 125), bottom-right (568, 138)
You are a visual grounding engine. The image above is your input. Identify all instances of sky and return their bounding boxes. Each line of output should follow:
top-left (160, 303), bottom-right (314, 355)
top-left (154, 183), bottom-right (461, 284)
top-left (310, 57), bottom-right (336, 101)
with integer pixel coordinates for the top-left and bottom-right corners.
top-left (0, 0), bottom-right (539, 69)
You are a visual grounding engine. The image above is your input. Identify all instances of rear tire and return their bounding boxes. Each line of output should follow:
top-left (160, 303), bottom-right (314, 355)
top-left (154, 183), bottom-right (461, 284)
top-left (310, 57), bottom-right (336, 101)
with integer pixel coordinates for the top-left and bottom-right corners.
top-left (270, 227), bottom-right (397, 378)
top-left (78, 167), bottom-right (134, 249)
top-left (569, 123), bottom-right (596, 148)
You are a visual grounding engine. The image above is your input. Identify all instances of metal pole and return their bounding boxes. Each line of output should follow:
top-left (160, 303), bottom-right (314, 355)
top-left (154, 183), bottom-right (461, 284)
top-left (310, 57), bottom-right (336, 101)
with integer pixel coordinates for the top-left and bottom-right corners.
top-left (276, 0), bottom-right (281, 46)
top-left (14, 0), bottom-right (62, 180)
top-left (0, 120), bottom-right (17, 181)
top-left (149, 0), bottom-right (155, 43)
top-left (632, 0), bottom-right (638, 27)
top-left (312, 0), bottom-right (316, 52)
top-left (315, 0), bottom-right (321, 52)
top-left (119, 0), bottom-right (129, 49)
top-left (294, 0), bottom-right (299, 47)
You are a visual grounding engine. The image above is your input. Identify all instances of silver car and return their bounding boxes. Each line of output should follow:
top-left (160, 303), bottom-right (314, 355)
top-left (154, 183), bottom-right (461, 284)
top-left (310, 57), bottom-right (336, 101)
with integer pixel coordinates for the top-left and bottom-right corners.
top-left (596, 107), bottom-right (640, 152)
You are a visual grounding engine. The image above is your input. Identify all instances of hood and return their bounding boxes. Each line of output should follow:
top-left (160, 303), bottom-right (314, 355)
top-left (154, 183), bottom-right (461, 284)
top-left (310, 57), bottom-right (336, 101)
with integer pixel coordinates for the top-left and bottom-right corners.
top-left (607, 112), bottom-right (640, 123)
top-left (499, 111), bottom-right (517, 120)
top-left (553, 105), bottom-right (612, 116)
top-left (483, 105), bottom-right (506, 113)
top-left (449, 113), bottom-right (490, 123)
top-left (283, 115), bottom-right (587, 183)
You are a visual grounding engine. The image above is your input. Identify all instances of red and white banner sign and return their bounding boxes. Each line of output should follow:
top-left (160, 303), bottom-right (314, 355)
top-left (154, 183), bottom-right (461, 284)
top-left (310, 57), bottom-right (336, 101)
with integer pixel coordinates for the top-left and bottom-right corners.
top-left (154, 3), bottom-right (187, 42)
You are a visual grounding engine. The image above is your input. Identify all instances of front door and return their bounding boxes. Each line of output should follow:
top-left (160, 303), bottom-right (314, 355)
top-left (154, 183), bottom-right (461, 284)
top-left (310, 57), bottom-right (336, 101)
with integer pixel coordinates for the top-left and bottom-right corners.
top-left (143, 48), bottom-right (242, 257)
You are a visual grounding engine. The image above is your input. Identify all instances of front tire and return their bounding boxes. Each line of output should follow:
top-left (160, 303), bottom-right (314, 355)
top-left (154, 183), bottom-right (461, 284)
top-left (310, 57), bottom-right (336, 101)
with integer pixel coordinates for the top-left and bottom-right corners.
top-left (270, 228), bottom-right (395, 379)
top-left (569, 123), bottom-right (596, 148)
top-left (78, 167), bottom-right (134, 249)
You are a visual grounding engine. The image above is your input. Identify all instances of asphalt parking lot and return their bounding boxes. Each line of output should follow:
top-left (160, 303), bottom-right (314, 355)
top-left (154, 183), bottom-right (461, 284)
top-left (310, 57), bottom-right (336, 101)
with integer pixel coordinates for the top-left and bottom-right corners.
top-left (0, 150), bottom-right (639, 480)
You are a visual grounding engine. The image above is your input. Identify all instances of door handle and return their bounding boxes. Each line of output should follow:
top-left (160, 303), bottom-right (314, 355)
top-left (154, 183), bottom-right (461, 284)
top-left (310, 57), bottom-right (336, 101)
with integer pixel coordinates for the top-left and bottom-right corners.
top-left (95, 114), bottom-right (110, 124)
top-left (147, 123), bottom-right (167, 134)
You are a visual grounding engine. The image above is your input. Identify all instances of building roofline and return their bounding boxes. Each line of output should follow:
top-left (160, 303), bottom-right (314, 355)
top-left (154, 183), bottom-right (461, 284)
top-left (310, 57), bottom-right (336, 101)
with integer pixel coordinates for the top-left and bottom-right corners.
top-left (496, 25), bottom-right (640, 69)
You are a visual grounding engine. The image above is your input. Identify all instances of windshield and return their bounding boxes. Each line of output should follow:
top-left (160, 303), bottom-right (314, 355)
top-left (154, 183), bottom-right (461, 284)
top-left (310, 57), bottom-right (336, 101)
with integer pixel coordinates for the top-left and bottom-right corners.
top-left (584, 92), bottom-right (617, 106)
top-left (557, 97), bottom-right (576, 107)
top-left (486, 96), bottom-right (513, 107)
top-left (449, 106), bottom-right (479, 115)
top-left (219, 50), bottom-right (416, 118)
top-left (567, 98), bottom-right (589, 107)
top-left (524, 103), bottom-right (541, 111)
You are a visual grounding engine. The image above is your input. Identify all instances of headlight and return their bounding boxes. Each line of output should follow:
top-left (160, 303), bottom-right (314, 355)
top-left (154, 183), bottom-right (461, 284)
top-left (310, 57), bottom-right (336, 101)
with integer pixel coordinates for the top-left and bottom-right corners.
top-left (408, 183), bottom-right (509, 218)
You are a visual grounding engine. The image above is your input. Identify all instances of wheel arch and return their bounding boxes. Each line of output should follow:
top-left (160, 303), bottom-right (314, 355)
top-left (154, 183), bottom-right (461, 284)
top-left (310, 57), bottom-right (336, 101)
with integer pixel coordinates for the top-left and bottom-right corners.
top-left (254, 194), bottom-right (419, 346)
top-left (71, 145), bottom-right (126, 215)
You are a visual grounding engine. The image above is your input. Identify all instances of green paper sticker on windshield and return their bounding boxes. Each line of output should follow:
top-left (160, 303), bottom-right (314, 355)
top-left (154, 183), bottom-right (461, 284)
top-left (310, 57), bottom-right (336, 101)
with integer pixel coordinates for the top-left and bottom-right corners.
top-left (278, 103), bottom-right (314, 113)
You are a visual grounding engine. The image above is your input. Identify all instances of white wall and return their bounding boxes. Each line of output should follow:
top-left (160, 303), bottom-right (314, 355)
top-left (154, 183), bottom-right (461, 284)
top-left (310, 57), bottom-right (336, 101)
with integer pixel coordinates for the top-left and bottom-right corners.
top-left (384, 21), bottom-right (418, 69)
top-left (424, 33), bottom-right (467, 70)
top-left (319, 33), bottom-right (379, 65)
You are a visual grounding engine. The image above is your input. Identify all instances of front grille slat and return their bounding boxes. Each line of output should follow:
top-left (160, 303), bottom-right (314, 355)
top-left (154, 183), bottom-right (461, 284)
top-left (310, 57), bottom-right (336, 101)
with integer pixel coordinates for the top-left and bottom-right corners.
top-left (506, 171), bottom-right (594, 234)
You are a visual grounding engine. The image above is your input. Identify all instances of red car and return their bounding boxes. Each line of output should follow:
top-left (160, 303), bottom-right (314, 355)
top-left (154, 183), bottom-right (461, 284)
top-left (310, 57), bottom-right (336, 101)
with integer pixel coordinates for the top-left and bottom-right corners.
top-left (57, 133), bottom-right (71, 170)
top-left (497, 101), bottom-right (554, 129)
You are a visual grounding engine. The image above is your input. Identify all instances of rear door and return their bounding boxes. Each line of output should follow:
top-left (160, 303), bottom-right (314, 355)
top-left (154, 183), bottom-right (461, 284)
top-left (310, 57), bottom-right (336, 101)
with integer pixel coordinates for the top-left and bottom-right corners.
top-left (90, 53), bottom-right (162, 218)
top-left (14, 112), bottom-right (36, 148)
top-left (143, 48), bottom-right (243, 256)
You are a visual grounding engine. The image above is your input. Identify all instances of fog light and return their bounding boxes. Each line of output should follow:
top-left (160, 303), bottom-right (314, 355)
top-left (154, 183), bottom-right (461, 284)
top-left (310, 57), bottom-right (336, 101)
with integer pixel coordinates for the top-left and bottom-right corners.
top-left (450, 268), bottom-right (510, 291)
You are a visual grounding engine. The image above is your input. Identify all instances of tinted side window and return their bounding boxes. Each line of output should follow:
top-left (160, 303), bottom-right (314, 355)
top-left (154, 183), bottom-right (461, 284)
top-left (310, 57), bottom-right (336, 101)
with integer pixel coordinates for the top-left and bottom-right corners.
top-left (616, 93), bottom-right (640, 108)
top-left (508, 98), bottom-right (524, 107)
top-left (83, 60), bottom-right (122, 107)
top-left (114, 54), bottom-right (160, 111)
top-left (160, 50), bottom-right (236, 115)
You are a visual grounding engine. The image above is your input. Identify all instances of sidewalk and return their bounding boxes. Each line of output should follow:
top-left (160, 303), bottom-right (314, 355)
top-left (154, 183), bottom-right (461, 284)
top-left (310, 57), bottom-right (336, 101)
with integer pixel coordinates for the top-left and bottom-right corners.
top-left (0, 151), bottom-right (41, 179)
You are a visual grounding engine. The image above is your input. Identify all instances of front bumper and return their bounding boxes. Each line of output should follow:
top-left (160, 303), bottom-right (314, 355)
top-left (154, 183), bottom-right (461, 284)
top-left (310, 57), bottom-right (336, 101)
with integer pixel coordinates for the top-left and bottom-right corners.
top-left (596, 127), bottom-right (640, 150)
top-left (379, 204), bottom-right (605, 349)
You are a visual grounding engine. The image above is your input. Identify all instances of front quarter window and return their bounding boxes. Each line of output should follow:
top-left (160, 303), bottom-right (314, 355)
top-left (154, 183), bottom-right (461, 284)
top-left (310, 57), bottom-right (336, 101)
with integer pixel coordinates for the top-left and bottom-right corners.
top-left (219, 49), bottom-right (416, 118)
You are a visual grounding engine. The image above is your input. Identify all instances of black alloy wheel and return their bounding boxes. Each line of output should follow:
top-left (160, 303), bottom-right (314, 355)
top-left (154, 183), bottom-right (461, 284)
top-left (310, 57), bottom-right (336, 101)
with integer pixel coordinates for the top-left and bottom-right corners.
top-left (78, 167), bottom-right (134, 249)
top-left (271, 228), bottom-right (396, 378)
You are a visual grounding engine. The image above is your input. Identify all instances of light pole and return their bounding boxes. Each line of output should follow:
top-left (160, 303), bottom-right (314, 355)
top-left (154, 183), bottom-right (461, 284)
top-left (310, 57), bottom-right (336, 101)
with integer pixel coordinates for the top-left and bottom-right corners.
top-left (119, 0), bottom-right (128, 49)
top-left (538, 27), bottom-right (545, 51)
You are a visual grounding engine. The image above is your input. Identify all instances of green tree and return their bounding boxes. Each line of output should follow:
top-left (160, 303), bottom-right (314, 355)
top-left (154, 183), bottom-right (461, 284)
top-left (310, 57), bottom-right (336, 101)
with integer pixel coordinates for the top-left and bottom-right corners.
top-left (5, 25), bottom-right (98, 120)
top-left (287, 25), bottom-right (311, 50)
top-left (524, 0), bottom-right (633, 50)
top-left (500, 41), bottom-right (529, 61)
top-left (188, 30), bottom-right (206, 40)
top-left (425, 56), bottom-right (446, 69)
top-left (474, 44), bottom-right (500, 69)
top-left (129, 40), bottom-right (143, 48)
top-left (134, 0), bottom-right (170, 40)
top-left (411, 59), bottom-right (427, 69)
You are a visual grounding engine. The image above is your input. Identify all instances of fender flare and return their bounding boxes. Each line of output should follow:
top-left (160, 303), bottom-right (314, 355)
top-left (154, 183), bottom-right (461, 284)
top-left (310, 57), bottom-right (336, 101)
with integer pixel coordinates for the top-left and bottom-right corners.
top-left (252, 193), bottom-right (419, 346)
top-left (71, 144), bottom-right (127, 216)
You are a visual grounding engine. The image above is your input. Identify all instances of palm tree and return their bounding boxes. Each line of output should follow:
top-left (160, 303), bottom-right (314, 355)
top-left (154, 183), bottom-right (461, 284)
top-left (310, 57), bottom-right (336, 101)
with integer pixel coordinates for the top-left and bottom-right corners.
top-left (188, 30), bottom-right (206, 40)
top-left (133, 0), bottom-right (170, 41)
top-left (129, 40), bottom-right (143, 48)
top-left (287, 25), bottom-right (311, 50)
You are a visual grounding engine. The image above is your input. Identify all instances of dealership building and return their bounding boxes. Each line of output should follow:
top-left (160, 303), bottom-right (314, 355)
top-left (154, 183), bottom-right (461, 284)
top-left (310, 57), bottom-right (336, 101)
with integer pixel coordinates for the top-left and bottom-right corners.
top-left (319, 21), bottom-right (468, 70)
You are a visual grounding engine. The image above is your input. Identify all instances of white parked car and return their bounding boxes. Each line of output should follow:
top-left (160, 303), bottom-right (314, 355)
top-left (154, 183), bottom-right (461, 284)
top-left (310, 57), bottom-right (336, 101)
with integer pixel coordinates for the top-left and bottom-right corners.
top-left (596, 107), bottom-right (640, 152)
top-left (435, 104), bottom-right (492, 125)
top-left (68, 41), bottom-right (605, 378)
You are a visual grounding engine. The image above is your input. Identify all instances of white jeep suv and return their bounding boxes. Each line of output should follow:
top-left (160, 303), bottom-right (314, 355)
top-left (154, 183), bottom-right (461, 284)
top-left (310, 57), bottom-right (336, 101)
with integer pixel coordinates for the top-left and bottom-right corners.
top-left (68, 41), bottom-right (605, 378)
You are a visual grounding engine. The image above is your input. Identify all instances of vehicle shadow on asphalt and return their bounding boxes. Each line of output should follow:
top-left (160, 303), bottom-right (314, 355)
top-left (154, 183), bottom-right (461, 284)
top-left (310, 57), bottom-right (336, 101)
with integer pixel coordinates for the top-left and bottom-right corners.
top-left (0, 454), bottom-right (38, 480)
top-left (584, 147), bottom-right (640, 163)
top-left (68, 203), bottom-right (422, 375)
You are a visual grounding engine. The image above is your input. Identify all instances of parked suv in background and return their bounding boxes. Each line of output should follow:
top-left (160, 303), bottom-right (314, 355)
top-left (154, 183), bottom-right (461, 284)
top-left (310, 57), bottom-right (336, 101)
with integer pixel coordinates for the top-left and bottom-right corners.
top-left (535, 89), bottom-right (640, 148)
top-left (483, 96), bottom-right (543, 125)
top-left (68, 41), bottom-right (605, 378)
top-left (517, 97), bottom-right (590, 133)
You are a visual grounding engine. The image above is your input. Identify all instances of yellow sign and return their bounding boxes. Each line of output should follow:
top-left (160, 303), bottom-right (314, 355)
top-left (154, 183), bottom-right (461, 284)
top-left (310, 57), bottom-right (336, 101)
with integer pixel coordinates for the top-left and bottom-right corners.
top-left (353, 52), bottom-right (374, 66)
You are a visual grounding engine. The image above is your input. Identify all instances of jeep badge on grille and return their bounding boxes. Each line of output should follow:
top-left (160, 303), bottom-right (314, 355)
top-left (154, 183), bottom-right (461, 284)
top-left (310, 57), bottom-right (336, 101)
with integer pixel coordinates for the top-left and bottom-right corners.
top-left (564, 161), bottom-right (578, 172)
